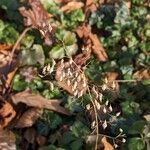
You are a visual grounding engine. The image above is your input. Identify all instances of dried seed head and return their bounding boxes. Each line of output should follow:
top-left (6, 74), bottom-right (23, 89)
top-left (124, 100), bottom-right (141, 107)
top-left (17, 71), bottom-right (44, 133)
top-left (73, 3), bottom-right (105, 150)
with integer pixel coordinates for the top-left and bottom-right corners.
top-left (67, 79), bottom-right (71, 86)
top-left (103, 107), bottom-right (107, 114)
top-left (109, 105), bottom-right (113, 112)
top-left (114, 144), bottom-right (118, 148)
top-left (105, 100), bottom-right (109, 106)
top-left (75, 72), bottom-right (78, 78)
top-left (102, 84), bottom-right (107, 91)
top-left (86, 104), bottom-right (91, 110)
top-left (77, 75), bottom-right (81, 82)
top-left (73, 90), bottom-right (78, 96)
top-left (95, 100), bottom-right (101, 110)
top-left (60, 75), bottom-right (63, 81)
top-left (116, 112), bottom-right (121, 117)
top-left (119, 128), bottom-right (123, 133)
top-left (73, 81), bottom-right (77, 89)
top-left (60, 59), bottom-right (64, 68)
top-left (42, 66), bottom-right (47, 75)
top-left (99, 93), bottom-right (103, 102)
top-left (62, 71), bottom-right (66, 78)
top-left (102, 120), bottom-right (107, 129)
top-left (91, 120), bottom-right (96, 128)
top-left (122, 138), bottom-right (126, 143)
top-left (69, 58), bottom-right (73, 65)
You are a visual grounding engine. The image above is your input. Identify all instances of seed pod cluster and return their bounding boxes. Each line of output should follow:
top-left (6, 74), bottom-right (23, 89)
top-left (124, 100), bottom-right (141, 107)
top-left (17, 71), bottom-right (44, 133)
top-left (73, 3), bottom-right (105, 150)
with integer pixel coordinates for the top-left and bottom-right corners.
top-left (55, 59), bottom-right (88, 97)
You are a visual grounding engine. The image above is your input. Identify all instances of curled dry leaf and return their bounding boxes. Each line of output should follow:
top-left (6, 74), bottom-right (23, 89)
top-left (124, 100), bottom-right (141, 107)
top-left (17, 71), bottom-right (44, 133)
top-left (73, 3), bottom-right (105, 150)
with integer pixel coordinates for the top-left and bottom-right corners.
top-left (0, 130), bottom-right (16, 150)
top-left (0, 99), bottom-right (16, 129)
top-left (55, 61), bottom-right (88, 96)
top-left (11, 91), bottom-right (71, 115)
top-left (101, 137), bottom-right (114, 150)
top-left (89, 33), bottom-right (108, 62)
top-left (14, 108), bottom-right (42, 128)
top-left (60, 1), bottom-right (84, 13)
top-left (134, 69), bottom-right (150, 80)
top-left (0, 44), bottom-right (18, 91)
top-left (19, 0), bottom-right (52, 45)
top-left (76, 25), bottom-right (108, 62)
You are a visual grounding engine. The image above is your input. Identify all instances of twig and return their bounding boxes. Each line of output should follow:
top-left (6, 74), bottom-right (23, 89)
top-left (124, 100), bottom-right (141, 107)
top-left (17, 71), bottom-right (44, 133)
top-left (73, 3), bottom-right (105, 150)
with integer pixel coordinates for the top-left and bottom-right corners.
top-left (87, 87), bottom-right (99, 150)
top-left (9, 27), bottom-right (32, 65)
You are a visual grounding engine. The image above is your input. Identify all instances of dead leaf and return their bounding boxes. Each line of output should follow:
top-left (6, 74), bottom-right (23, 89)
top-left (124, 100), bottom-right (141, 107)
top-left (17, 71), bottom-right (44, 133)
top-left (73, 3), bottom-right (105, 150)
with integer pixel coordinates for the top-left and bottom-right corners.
top-left (0, 99), bottom-right (16, 129)
top-left (11, 91), bottom-right (71, 115)
top-left (144, 114), bottom-right (150, 123)
top-left (36, 134), bottom-right (47, 146)
top-left (14, 108), bottom-right (42, 128)
top-left (24, 128), bottom-right (37, 143)
top-left (55, 61), bottom-right (88, 96)
top-left (89, 33), bottom-right (108, 62)
top-left (60, 1), bottom-right (84, 13)
top-left (134, 69), bottom-right (150, 80)
top-left (0, 130), bottom-right (16, 150)
top-left (19, 0), bottom-right (52, 45)
top-left (76, 25), bottom-right (108, 62)
top-left (101, 137), bottom-right (114, 150)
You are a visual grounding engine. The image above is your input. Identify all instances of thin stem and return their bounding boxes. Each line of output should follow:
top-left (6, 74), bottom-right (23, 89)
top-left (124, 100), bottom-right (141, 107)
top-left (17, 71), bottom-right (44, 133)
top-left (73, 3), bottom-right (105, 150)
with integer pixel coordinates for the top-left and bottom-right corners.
top-left (9, 27), bottom-right (32, 65)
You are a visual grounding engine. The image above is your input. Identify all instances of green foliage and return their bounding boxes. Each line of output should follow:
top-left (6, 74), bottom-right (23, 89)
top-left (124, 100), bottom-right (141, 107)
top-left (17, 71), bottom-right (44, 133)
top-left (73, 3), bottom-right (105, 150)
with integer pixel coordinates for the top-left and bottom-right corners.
top-left (61, 9), bottom-right (85, 29)
top-left (0, 19), bottom-right (19, 44)
top-left (42, 111), bottom-right (62, 129)
top-left (128, 138), bottom-right (145, 150)
top-left (49, 30), bottom-right (78, 59)
top-left (20, 44), bottom-right (45, 66)
top-left (12, 74), bottom-right (27, 91)
top-left (70, 121), bottom-right (90, 138)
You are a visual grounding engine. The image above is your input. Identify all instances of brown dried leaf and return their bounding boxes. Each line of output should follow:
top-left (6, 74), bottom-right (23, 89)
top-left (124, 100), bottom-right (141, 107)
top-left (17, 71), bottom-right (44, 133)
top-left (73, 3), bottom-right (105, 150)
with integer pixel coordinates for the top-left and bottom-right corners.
top-left (134, 69), bottom-right (150, 80)
top-left (0, 130), bottom-right (16, 150)
top-left (36, 134), bottom-right (47, 146)
top-left (101, 137), bottom-right (114, 150)
top-left (76, 25), bottom-right (108, 62)
top-left (11, 91), bottom-right (71, 115)
top-left (14, 108), bottom-right (42, 128)
top-left (19, 0), bottom-right (52, 45)
top-left (89, 33), bottom-right (108, 62)
top-left (24, 128), bottom-right (37, 143)
top-left (61, 1), bottom-right (84, 13)
top-left (0, 99), bottom-right (16, 129)
top-left (106, 72), bottom-right (119, 82)
top-left (55, 61), bottom-right (87, 96)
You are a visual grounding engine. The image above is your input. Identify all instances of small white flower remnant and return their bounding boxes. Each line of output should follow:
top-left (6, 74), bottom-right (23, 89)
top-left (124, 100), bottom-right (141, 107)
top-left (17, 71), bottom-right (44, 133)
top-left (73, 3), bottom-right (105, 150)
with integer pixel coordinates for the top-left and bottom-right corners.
top-left (99, 93), bottom-right (103, 102)
top-left (119, 128), bottom-right (123, 133)
top-left (86, 104), bottom-right (91, 110)
top-left (95, 100), bottom-right (101, 110)
top-left (102, 84), bottom-right (107, 91)
top-left (109, 105), bottom-right (113, 112)
top-left (103, 107), bottom-right (107, 114)
top-left (122, 138), bottom-right (126, 143)
top-left (91, 120), bottom-right (96, 128)
top-left (102, 120), bottom-right (107, 129)
top-left (105, 100), bottom-right (109, 106)
top-left (114, 144), bottom-right (118, 148)
top-left (116, 112), bottom-right (121, 117)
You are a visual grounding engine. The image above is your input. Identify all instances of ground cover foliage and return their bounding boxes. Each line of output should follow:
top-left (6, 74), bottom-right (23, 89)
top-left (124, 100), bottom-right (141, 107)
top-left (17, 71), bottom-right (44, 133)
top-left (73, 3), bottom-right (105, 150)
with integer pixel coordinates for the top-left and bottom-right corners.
top-left (0, 0), bottom-right (150, 149)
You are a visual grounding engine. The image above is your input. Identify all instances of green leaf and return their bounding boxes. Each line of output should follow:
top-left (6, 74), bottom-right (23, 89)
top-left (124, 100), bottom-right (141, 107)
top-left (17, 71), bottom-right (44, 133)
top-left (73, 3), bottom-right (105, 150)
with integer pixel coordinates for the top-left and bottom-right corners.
top-left (49, 45), bottom-right (65, 59)
top-left (70, 121), bottom-right (90, 138)
top-left (65, 44), bottom-right (78, 57)
top-left (20, 34), bottom-right (34, 49)
top-left (21, 44), bottom-right (45, 66)
top-left (128, 120), bottom-right (146, 134)
top-left (63, 131), bottom-right (76, 145)
top-left (70, 139), bottom-right (83, 150)
top-left (12, 74), bottom-right (27, 91)
top-left (128, 138), bottom-right (145, 150)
